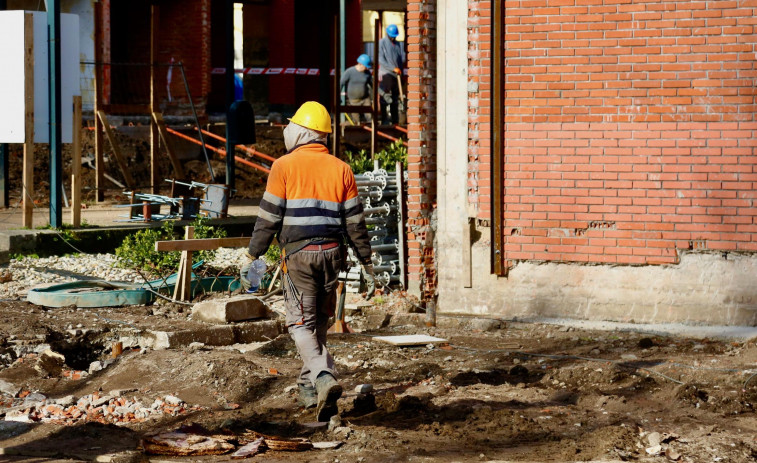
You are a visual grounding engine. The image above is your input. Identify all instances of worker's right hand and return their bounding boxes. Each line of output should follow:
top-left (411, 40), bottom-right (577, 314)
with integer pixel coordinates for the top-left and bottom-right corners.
top-left (362, 264), bottom-right (376, 300)
top-left (393, 67), bottom-right (401, 75)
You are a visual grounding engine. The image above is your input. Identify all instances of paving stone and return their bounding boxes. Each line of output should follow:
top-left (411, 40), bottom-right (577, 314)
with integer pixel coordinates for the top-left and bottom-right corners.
top-left (192, 295), bottom-right (269, 323)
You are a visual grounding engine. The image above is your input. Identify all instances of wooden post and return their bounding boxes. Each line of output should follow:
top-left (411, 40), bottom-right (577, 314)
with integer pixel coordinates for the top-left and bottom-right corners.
top-left (462, 218), bottom-right (472, 288)
top-left (93, 1), bottom-right (104, 202)
top-left (152, 112), bottom-right (185, 179)
top-left (173, 226), bottom-right (195, 301)
top-left (22, 13), bottom-right (34, 229)
top-left (97, 110), bottom-right (135, 188)
top-left (371, 16), bottom-right (380, 158)
top-left (150, 3), bottom-right (159, 194)
top-left (71, 95), bottom-right (82, 227)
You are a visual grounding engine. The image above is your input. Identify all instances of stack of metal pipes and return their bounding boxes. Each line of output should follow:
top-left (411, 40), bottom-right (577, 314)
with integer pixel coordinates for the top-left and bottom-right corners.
top-left (342, 169), bottom-right (402, 292)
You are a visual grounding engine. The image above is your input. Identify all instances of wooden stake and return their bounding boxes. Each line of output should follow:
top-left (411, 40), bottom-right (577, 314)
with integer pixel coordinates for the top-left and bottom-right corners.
top-left (71, 96), bottom-right (82, 227)
top-left (152, 112), bottom-right (185, 179)
top-left (97, 110), bottom-right (135, 188)
top-left (22, 13), bottom-right (34, 229)
top-left (173, 226), bottom-right (195, 302)
top-left (328, 281), bottom-right (353, 334)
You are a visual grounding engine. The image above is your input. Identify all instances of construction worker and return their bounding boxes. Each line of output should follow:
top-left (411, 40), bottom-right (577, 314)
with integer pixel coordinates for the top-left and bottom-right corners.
top-left (378, 24), bottom-right (405, 125)
top-left (242, 101), bottom-right (374, 422)
top-left (340, 54), bottom-right (373, 124)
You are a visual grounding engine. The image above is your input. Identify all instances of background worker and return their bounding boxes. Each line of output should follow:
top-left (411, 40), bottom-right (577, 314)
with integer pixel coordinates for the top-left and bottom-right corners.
top-left (340, 54), bottom-right (373, 125)
top-left (243, 101), bottom-right (374, 422)
top-left (378, 24), bottom-right (405, 126)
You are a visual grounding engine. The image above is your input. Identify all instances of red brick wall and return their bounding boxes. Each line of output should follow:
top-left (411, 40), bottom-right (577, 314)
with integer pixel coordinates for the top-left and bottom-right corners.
top-left (468, 0), bottom-right (492, 221)
top-left (159, 0), bottom-right (211, 113)
top-left (499, 0), bottom-right (757, 266)
top-left (405, 0), bottom-right (437, 299)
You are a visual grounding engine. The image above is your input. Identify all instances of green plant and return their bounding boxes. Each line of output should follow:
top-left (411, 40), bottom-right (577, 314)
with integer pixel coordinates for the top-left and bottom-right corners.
top-left (345, 139), bottom-right (408, 174)
top-left (115, 217), bottom-right (226, 277)
top-left (263, 244), bottom-right (281, 265)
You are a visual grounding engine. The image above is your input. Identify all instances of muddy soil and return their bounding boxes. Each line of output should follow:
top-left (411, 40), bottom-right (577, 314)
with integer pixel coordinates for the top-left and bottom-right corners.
top-left (6, 123), bottom-right (395, 209)
top-left (0, 292), bottom-right (755, 462)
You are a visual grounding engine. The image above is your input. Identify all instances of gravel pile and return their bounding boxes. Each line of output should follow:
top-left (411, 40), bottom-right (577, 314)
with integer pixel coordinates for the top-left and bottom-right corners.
top-left (0, 249), bottom-right (252, 301)
top-left (0, 254), bottom-right (142, 300)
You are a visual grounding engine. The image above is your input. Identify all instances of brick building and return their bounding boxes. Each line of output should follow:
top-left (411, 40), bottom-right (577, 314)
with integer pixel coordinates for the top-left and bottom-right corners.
top-left (405, 0), bottom-right (757, 326)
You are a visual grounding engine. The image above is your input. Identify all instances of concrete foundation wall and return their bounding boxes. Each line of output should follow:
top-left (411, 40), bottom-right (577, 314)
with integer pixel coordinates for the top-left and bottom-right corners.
top-left (439, 234), bottom-right (757, 326)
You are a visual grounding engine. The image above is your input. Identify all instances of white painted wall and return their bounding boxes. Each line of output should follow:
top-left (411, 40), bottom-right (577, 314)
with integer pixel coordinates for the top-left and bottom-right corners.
top-left (436, 0), bottom-right (471, 298)
top-left (0, 10), bottom-right (80, 144)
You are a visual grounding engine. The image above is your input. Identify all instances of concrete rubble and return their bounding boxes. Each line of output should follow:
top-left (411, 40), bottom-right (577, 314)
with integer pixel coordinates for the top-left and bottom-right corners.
top-left (2, 390), bottom-right (202, 425)
top-left (191, 295), bottom-right (269, 323)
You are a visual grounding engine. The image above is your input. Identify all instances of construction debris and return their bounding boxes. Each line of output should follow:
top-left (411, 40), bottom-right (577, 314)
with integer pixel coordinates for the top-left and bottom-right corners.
top-left (372, 334), bottom-right (448, 346)
top-left (191, 295), bottom-right (269, 323)
top-left (230, 437), bottom-right (266, 459)
top-left (142, 432), bottom-right (234, 456)
top-left (1, 391), bottom-right (202, 426)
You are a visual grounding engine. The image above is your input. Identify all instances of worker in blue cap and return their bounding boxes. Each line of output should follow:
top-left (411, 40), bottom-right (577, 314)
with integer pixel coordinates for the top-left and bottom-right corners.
top-left (340, 54), bottom-right (373, 125)
top-left (378, 24), bottom-right (405, 126)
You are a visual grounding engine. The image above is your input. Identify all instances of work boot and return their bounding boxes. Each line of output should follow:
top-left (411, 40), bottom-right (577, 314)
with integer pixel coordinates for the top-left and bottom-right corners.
top-left (314, 373), bottom-right (342, 422)
top-left (298, 384), bottom-right (317, 409)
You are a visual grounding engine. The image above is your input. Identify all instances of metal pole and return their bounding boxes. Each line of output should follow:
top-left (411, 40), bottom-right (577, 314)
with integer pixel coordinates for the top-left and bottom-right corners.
top-left (332, 8), bottom-right (340, 157)
top-left (0, 0), bottom-right (7, 208)
top-left (372, 16), bottom-right (380, 159)
top-left (48, 0), bottom-right (62, 228)
top-left (339, 0), bottom-right (346, 81)
top-left (179, 63), bottom-right (215, 182)
top-left (224, 0), bottom-right (235, 190)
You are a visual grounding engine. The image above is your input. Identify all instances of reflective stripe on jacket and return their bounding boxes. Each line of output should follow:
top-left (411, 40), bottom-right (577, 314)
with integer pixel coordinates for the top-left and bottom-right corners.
top-left (247, 143), bottom-right (372, 264)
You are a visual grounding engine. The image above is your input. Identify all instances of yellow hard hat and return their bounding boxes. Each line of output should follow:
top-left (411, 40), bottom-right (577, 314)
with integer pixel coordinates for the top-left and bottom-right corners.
top-left (288, 101), bottom-right (332, 133)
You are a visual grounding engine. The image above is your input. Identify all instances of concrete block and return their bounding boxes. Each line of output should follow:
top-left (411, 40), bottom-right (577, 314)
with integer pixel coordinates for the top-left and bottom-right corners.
top-left (141, 326), bottom-right (236, 350)
top-left (192, 295), bottom-right (269, 324)
top-left (235, 320), bottom-right (283, 344)
top-left (140, 320), bottom-right (282, 350)
top-left (0, 230), bottom-right (38, 253)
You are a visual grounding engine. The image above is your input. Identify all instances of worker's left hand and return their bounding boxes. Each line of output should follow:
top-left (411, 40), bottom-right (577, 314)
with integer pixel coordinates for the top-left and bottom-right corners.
top-left (393, 67), bottom-right (401, 75)
top-left (362, 264), bottom-right (376, 300)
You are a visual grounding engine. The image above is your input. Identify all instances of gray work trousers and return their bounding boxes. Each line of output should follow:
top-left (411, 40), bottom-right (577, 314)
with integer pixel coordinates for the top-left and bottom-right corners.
top-left (284, 245), bottom-right (344, 387)
top-left (348, 97), bottom-right (372, 124)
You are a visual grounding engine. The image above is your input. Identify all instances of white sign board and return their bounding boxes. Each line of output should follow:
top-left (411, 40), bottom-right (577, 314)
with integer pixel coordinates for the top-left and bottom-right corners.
top-left (0, 11), bottom-right (80, 144)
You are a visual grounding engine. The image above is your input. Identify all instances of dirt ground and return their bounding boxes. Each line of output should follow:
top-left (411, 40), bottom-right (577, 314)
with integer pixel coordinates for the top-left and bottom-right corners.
top-left (0, 291), bottom-right (755, 462)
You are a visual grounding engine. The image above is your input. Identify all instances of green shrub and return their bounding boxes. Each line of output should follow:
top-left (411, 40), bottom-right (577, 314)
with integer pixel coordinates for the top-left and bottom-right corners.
top-left (115, 217), bottom-right (226, 277)
top-left (345, 139), bottom-right (408, 174)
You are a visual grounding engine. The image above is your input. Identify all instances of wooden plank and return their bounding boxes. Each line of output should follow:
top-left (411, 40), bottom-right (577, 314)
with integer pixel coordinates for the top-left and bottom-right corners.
top-left (152, 112), bottom-right (185, 179)
top-left (372, 335), bottom-right (448, 346)
top-left (154, 237), bottom-right (251, 252)
top-left (71, 95), bottom-right (82, 227)
top-left (22, 13), bottom-right (34, 229)
top-left (97, 110), bottom-right (135, 188)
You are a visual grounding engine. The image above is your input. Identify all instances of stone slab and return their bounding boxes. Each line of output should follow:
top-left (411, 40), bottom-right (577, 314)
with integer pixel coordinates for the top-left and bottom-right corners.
top-left (192, 295), bottom-right (269, 323)
top-left (140, 320), bottom-right (283, 350)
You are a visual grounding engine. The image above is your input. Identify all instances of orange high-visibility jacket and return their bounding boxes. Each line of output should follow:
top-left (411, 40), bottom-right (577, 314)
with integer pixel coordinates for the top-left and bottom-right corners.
top-left (247, 143), bottom-right (372, 264)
